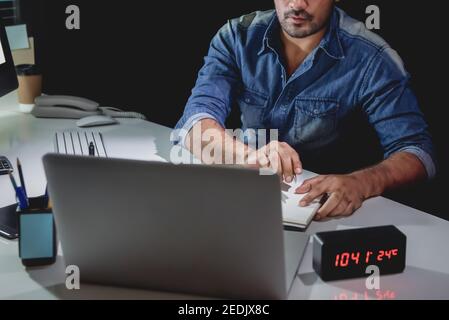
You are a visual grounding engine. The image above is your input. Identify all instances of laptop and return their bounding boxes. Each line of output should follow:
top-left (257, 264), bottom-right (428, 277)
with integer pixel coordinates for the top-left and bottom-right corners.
top-left (43, 154), bottom-right (309, 300)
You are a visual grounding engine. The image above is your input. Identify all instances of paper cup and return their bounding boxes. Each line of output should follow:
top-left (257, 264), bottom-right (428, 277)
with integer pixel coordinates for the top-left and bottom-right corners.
top-left (16, 64), bottom-right (42, 113)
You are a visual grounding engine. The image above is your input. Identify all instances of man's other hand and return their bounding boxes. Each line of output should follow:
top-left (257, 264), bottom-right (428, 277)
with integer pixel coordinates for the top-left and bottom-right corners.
top-left (295, 174), bottom-right (367, 220)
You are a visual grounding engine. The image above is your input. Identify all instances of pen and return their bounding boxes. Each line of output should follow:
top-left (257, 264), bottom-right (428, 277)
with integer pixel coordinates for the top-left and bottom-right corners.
top-left (8, 172), bottom-right (29, 210)
top-left (17, 158), bottom-right (27, 198)
top-left (8, 171), bottom-right (18, 190)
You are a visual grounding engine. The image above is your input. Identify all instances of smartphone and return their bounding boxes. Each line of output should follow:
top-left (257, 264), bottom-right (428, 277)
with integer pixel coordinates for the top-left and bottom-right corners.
top-left (18, 210), bottom-right (57, 267)
top-left (0, 204), bottom-right (19, 240)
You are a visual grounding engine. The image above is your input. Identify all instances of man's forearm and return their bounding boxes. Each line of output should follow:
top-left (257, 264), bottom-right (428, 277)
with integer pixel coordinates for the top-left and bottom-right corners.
top-left (185, 119), bottom-right (251, 164)
top-left (350, 152), bottom-right (428, 199)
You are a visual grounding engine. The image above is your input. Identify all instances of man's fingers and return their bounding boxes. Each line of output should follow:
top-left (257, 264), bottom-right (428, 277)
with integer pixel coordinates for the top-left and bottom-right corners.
top-left (306, 175), bottom-right (327, 185)
top-left (288, 147), bottom-right (302, 175)
top-left (257, 150), bottom-right (270, 168)
top-left (296, 183), bottom-right (312, 194)
top-left (296, 176), bottom-right (326, 194)
top-left (317, 193), bottom-right (342, 219)
top-left (278, 151), bottom-right (294, 182)
top-left (261, 142), bottom-right (303, 182)
top-left (267, 151), bottom-right (282, 178)
top-left (344, 204), bottom-right (356, 216)
top-left (326, 198), bottom-right (348, 218)
top-left (300, 184), bottom-right (326, 207)
top-left (340, 203), bottom-right (358, 217)
top-left (278, 143), bottom-right (299, 182)
top-left (296, 183), bottom-right (311, 194)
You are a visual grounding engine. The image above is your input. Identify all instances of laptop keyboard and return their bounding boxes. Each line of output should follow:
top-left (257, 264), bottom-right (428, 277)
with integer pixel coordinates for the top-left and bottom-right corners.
top-left (55, 131), bottom-right (108, 157)
top-left (0, 156), bottom-right (13, 175)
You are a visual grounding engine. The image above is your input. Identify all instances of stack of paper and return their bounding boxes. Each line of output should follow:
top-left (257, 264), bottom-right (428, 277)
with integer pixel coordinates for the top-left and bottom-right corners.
top-left (281, 177), bottom-right (322, 230)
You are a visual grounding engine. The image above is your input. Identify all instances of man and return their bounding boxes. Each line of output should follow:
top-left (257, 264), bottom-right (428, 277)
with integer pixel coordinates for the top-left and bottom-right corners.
top-left (174, 0), bottom-right (435, 220)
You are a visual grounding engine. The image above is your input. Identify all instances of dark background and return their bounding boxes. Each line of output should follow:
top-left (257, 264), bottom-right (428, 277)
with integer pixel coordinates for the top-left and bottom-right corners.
top-left (15, 0), bottom-right (448, 220)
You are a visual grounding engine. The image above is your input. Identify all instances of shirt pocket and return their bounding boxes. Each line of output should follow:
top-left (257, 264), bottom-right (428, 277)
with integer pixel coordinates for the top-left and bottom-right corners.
top-left (238, 88), bottom-right (268, 129)
top-left (294, 97), bottom-right (339, 145)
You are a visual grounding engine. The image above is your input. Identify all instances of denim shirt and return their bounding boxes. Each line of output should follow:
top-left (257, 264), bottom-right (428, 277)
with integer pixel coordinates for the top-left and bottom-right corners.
top-left (174, 7), bottom-right (436, 178)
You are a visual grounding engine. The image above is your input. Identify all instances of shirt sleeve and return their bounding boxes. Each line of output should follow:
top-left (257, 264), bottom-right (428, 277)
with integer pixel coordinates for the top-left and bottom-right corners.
top-left (173, 21), bottom-right (242, 147)
top-left (359, 47), bottom-right (437, 179)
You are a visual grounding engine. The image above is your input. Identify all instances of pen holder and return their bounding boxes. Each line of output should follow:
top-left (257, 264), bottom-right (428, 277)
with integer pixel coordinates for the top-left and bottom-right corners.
top-left (17, 195), bottom-right (57, 267)
top-left (20, 196), bottom-right (50, 212)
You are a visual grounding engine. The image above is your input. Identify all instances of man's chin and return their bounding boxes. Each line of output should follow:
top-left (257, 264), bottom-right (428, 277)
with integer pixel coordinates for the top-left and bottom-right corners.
top-left (285, 27), bottom-right (313, 39)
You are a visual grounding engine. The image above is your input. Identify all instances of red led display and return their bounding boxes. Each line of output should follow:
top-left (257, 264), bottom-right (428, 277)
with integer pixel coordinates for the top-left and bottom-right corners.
top-left (334, 249), bottom-right (400, 268)
top-left (313, 226), bottom-right (407, 281)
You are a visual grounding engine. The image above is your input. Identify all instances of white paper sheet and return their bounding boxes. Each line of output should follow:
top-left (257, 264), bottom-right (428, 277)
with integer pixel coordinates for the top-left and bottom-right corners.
top-left (281, 175), bottom-right (322, 228)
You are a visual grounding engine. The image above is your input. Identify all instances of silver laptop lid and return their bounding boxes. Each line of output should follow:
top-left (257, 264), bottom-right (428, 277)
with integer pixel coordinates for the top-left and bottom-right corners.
top-left (43, 154), bottom-right (287, 299)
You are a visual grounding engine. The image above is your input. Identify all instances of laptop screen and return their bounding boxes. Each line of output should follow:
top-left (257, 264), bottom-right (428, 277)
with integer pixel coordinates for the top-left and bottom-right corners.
top-left (0, 17), bottom-right (18, 98)
top-left (0, 39), bottom-right (5, 65)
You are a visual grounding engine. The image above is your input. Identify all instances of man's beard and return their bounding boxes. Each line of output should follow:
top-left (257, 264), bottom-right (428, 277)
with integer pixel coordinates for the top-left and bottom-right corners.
top-left (280, 9), bottom-right (328, 38)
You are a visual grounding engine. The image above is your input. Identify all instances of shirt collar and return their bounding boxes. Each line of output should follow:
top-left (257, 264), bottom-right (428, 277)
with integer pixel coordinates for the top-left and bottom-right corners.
top-left (258, 8), bottom-right (345, 60)
top-left (258, 13), bottom-right (279, 56)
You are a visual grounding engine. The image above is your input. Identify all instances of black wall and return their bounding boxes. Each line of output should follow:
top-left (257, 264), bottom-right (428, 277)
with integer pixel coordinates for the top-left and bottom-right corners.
top-left (19, 0), bottom-right (449, 219)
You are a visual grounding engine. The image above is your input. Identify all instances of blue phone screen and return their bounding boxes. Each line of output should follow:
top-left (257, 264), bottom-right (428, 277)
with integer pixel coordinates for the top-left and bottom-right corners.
top-left (20, 213), bottom-right (54, 259)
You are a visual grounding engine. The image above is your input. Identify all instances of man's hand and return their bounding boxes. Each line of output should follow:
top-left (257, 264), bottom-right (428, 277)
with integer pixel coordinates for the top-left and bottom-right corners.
top-left (187, 121), bottom-right (302, 182)
top-left (296, 174), bottom-right (367, 220)
top-left (294, 152), bottom-right (428, 221)
top-left (246, 141), bottom-right (302, 182)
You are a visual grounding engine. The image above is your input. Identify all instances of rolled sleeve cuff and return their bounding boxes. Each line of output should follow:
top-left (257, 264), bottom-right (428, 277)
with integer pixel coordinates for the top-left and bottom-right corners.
top-left (396, 146), bottom-right (437, 179)
top-left (174, 113), bottom-right (219, 149)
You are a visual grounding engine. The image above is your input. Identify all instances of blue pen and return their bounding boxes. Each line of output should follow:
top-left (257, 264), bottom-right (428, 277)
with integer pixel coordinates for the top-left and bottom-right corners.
top-left (16, 187), bottom-right (29, 210)
top-left (17, 158), bottom-right (28, 198)
top-left (8, 172), bottom-right (29, 210)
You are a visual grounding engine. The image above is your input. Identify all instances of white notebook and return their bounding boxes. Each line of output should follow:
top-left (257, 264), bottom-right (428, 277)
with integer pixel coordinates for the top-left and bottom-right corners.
top-left (281, 176), bottom-right (322, 230)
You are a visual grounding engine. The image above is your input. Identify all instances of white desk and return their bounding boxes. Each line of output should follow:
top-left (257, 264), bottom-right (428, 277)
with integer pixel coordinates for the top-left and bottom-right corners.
top-left (1, 91), bottom-right (449, 300)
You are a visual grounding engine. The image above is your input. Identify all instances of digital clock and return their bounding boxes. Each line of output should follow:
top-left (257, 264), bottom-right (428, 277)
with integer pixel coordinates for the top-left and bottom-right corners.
top-left (313, 226), bottom-right (406, 281)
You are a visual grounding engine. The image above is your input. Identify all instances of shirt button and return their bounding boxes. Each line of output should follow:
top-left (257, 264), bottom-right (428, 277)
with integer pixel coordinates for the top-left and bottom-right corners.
top-left (245, 98), bottom-right (251, 103)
